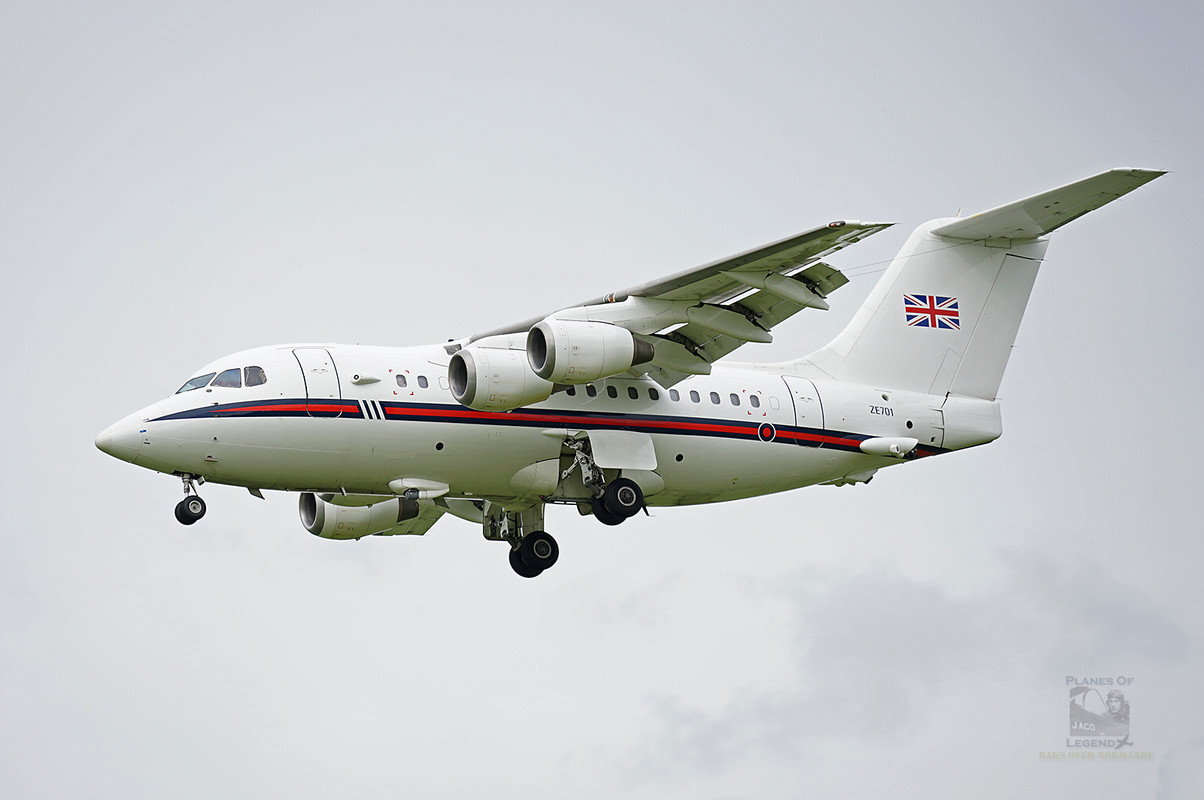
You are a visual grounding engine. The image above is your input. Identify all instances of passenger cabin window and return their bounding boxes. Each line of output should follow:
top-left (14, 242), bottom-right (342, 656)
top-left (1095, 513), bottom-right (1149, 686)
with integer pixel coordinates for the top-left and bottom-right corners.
top-left (418, 375), bottom-right (429, 388)
top-left (396, 375), bottom-right (408, 388)
top-left (212, 368), bottom-right (242, 388)
top-left (669, 389), bottom-right (680, 402)
top-left (710, 391), bottom-right (720, 404)
top-left (627, 386), bottom-right (639, 400)
top-left (750, 395), bottom-right (760, 408)
top-left (606, 386), bottom-right (618, 399)
top-left (565, 386), bottom-right (576, 396)
top-left (689, 390), bottom-right (700, 403)
top-left (245, 366), bottom-right (267, 387)
top-left (730, 393), bottom-right (740, 406)
top-left (586, 385), bottom-right (597, 398)
top-left (177, 372), bottom-right (216, 393)
top-left (649, 388), bottom-right (660, 401)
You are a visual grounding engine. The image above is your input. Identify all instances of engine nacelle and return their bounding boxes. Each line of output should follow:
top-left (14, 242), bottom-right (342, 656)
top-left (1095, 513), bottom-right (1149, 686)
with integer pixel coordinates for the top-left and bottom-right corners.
top-left (526, 319), bottom-right (654, 384)
top-left (299, 492), bottom-right (420, 540)
top-left (448, 345), bottom-right (554, 412)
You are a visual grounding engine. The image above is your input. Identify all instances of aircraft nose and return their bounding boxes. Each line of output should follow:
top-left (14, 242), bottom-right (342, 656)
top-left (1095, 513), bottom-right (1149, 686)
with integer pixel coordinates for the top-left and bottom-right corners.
top-left (95, 415), bottom-right (146, 462)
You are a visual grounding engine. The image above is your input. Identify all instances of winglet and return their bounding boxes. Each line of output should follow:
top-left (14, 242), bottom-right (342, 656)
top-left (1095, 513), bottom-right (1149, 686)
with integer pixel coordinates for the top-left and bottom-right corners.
top-left (931, 168), bottom-right (1166, 241)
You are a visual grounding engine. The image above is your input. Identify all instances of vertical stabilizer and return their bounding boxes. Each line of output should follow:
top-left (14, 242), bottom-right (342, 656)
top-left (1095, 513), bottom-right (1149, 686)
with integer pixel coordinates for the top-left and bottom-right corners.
top-left (799, 169), bottom-right (1164, 400)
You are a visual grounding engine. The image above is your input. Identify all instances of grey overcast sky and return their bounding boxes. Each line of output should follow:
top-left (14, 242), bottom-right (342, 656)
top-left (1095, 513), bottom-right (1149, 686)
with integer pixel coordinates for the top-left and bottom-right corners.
top-left (3, 1), bottom-right (1201, 798)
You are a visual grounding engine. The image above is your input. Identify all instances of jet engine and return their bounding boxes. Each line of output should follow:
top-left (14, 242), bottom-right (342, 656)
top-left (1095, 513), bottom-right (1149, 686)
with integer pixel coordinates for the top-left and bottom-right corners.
top-left (448, 344), bottom-right (554, 412)
top-left (526, 319), bottom-right (654, 384)
top-left (299, 493), bottom-right (420, 540)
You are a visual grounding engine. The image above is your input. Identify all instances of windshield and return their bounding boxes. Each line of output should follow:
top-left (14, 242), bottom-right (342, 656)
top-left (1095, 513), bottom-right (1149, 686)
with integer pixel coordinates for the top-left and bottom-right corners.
top-left (175, 365), bottom-right (268, 394)
top-left (176, 372), bottom-right (216, 393)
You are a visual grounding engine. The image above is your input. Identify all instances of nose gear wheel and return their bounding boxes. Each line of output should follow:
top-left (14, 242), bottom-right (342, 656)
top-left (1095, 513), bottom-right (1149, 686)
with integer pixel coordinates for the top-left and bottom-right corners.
top-left (173, 474), bottom-right (207, 525)
top-left (174, 495), bottom-right (207, 525)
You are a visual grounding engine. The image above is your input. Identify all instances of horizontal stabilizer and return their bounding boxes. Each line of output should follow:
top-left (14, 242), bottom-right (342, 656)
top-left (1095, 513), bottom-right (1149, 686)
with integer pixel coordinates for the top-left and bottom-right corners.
top-left (931, 168), bottom-right (1165, 241)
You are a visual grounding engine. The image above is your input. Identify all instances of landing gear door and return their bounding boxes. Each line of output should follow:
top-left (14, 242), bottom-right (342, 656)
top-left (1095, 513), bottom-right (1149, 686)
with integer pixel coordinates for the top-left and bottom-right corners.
top-left (782, 376), bottom-right (824, 434)
top-left (585, 429), bottom-right (658, 470)
top-left (293, 347), bottom-right (343, 417)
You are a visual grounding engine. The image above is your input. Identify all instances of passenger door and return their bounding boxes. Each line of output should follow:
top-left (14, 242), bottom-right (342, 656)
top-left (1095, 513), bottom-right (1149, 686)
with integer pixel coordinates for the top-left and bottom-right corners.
top-left (782, 376), bottom-right (824, 434)
top-left (293, 347), bottom-right (343, 417)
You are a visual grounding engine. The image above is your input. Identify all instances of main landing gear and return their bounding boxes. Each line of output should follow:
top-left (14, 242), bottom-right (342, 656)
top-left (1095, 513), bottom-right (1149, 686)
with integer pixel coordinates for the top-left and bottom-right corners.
top-left (485, 505), bottom-right (561, 579)
top-left (563, 438), bottom-right (646, 526)
top-left (590, 477), bottom-right (645, 526)
top-left (508, 531), bottom-right (560, 578)
top-left (489, 438), bottom-right (649, 578)
top-left (173, 474), bottom-right (207, 525)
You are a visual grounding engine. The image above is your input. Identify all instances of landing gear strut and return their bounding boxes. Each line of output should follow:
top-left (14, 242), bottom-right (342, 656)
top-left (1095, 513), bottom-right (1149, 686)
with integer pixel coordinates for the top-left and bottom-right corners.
top-left (174, 474), bottom-right (207, 525)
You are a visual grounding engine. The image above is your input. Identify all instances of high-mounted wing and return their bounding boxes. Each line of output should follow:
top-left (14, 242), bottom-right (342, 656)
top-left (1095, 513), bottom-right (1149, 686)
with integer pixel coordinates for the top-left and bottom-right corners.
top-left (448, 220), bottom-right (891, 410)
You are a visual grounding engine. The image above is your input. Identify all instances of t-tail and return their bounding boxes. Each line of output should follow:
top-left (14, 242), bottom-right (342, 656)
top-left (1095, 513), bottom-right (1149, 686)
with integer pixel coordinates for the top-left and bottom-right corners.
top-left (800, 169), bottom-right (1164, 405)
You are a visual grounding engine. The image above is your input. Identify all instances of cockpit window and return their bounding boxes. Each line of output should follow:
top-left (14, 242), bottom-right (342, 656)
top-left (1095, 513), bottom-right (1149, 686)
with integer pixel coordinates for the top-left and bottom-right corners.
top-left (212, 368), bottom-right (242, 388)
top-left (244, 366), bottom-right (267, 387)
top-left (176, 372), bottom-right (216, 393)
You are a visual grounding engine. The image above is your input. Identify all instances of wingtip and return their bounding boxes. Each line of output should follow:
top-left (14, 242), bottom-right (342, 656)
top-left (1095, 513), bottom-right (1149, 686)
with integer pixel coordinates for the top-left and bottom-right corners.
top-left (1112, 167), bottom-right (1169, 180)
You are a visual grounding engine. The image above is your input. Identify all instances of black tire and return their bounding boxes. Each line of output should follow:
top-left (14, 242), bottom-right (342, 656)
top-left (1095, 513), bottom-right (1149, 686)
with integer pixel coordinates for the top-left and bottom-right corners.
top-left (591, 495), bottom-right (626, 526)
top-left (603, 478), bottom-right (643, 518)
top-left (175, 496), bottom-right (206, 525)
top-left (519, 531), bottom-right (559, 570)
top-left (509, 547), bottom-right (543, 578)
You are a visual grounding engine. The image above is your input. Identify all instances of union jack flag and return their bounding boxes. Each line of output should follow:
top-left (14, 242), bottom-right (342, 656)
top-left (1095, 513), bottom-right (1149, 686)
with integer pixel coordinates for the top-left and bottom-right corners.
top-left (904, 294), bottom-right (960, 329)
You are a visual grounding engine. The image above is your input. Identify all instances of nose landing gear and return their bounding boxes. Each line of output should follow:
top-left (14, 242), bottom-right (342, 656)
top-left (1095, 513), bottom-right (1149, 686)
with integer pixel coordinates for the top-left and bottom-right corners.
top-left (173, 474), bottom-right (207, 525)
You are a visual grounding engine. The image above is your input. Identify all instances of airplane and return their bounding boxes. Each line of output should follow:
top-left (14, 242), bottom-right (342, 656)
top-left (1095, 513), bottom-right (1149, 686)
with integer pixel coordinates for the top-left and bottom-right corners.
top-left (96, 168), bottom-right (1163, 577)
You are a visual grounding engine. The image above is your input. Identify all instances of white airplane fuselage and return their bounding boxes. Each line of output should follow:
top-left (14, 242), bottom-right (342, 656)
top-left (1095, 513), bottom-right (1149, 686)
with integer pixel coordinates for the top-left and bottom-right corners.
top-left (97, 343), bottom-right (980, 507)
top-left (95, 170), bottom-right (1162, 575)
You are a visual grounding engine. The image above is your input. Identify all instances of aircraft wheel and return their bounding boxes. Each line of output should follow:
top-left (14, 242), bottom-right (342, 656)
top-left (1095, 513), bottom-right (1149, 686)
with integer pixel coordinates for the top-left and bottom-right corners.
top-left (591, 495), bottom-right (626, 526)
top-left (509, 547), bottom-right (543, 578)
top-left (603, 477), bottom-right (644, 518)
top-left (174, 496), bottom-right (206, 525)
top-left (519, 531), bottom-right (559, 571)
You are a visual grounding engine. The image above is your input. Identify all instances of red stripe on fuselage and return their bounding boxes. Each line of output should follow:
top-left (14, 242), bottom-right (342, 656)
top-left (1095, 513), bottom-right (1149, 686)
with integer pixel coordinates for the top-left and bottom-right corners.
top-left (205, 403), bottom-right (358, 415)
top-left (383, 405), bottom-right (757, 437)
top-left (780, 429), bottom-right (863, 448)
